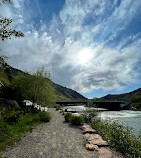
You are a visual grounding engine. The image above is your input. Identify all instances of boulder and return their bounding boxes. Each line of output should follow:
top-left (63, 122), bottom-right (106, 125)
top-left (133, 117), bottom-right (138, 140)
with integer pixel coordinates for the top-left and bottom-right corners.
top-left (80, 123), bottom-right (91, 130)
top-left (83, 127), bottom-right (96, 134)
top-left (80, 123), bottom-right (97, 134)
top-left (85, 133), bottom-right (102, 141)
top-left (89, 139), bottom-right (109, 147)
top-left (85, 144), bottom-right (99, 151)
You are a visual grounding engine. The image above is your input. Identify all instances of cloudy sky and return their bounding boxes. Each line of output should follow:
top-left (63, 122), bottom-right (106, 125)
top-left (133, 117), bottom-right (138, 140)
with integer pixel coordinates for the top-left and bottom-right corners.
top-left (1, 0), bottom-right (141, 98)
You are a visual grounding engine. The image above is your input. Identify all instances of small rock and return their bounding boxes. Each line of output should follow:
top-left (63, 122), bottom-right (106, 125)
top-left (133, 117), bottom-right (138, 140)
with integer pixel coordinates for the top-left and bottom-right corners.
top-left (86, 144), bottom-right (99, 151)
top-left (80, 123), bottom-right (90, 130)
top-left (81, 123), bottom-right (97, 134)
top-left (89, 139), bottom-right (109, 147)
top-left (83, 128), bottom-right (96, 134)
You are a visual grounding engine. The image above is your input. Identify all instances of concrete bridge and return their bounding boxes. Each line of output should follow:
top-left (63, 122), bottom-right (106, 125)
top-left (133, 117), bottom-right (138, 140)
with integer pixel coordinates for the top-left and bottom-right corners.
top-left (56, 100), bottom-right (126, 111)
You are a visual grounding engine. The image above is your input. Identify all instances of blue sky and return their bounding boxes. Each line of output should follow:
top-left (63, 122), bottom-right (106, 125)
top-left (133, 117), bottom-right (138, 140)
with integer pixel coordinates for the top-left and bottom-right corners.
top-left (1, 0), bottom-right (141, 98)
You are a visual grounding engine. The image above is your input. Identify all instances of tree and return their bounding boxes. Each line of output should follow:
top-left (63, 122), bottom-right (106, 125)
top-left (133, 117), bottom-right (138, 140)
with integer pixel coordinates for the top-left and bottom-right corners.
top-left (10, 67), bottom-right (56, 106)
top-left (0, 0), bottom-right (24, 85)
top-left (0, 0), bottom-right (24, 41)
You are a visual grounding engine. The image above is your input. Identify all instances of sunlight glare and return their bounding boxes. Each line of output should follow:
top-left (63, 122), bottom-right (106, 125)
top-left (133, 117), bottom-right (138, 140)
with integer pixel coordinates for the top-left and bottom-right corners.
top-left (77, 48), bottom-right (93, 65)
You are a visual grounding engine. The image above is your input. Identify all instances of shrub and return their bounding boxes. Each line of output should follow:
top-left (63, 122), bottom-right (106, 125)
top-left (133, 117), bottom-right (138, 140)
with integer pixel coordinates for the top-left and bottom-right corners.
top-left (64, 112), bottom-right (72, 122)
top-left (91, 118), bottom-right (141, 158)
top-left (38, 112), bottom-right (51, 122)
top-left (87, 100), bottom-right (94, 107)
top-left (54, 104), bottom-right (61, 111)
top-left (69, 115), bottom-right (84, 125)
top-left (25, 106), bottom-right (39, 113)
top-left (60, 109), bottom-right (64, 113)
top-left (1, 110), bottom-right (24, 124)
top-left (81, 109), bottom-right (97, 123)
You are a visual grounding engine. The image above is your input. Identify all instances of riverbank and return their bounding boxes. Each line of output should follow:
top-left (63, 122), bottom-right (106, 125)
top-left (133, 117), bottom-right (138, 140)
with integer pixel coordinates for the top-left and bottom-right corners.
top-left (2, 108), bottom-right (140, 158)
top-left (61, 106), bottom-right (141, 157)
top-left (62, 105), bottom-right (141, 136)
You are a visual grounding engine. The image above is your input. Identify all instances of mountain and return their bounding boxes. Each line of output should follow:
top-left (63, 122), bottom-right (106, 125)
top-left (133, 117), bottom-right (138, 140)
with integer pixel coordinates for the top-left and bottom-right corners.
top-left (3, 64), bottom-right (86, 101)
top-left (102, 88), bottom-right (141, 101)
top-left (101, 88), bottom-right (141, 110)
top-left (53, 83), bottom-right (86, 100)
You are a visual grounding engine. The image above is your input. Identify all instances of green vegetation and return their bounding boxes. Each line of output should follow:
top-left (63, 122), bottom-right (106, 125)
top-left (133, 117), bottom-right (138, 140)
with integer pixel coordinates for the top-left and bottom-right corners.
top-left (10, 67), bottom-right (56, 106)
top-left (69, 115), bottom-right (84, 125)
top-left (38, 111), bottom-right (51, 122)
top-left (0, 69), bottom-right (9, 86)
top-left (60, 109), bottom-right (65, 115)
top-left (0, 0), bottom-right (24, 42)
top-left (64, 113), bottom-right (84, 125)
top-left (99, 88), bottom-right (141, 110)
top-left (87, 100), bottom-right (94, 107)
top-left (64, 112), bottom-right (72, 122)
top-left (53, 104), bottom-right (61, 111)
top-left (0, 57), bottom-right (9, 86)
top-left (0, 67), bottom-right (55, 153)
top-left (81, 109), bottom-right (97, 123)
top-left (0, 104), bottom-right (51, 153)
top-left (130, 96), bottom-right (141, 110)
top-left (91, 118), bottom-right (141, 158)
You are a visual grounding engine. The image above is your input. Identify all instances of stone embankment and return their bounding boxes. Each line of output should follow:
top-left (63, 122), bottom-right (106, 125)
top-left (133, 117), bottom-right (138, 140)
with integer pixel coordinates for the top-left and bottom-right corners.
top-left (80, 123), bottom-right (128, 158)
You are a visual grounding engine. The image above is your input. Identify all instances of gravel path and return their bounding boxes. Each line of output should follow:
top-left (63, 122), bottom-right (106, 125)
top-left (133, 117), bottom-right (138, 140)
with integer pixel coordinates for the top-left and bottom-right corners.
top-left (2, 108), bottom-right (99, 158)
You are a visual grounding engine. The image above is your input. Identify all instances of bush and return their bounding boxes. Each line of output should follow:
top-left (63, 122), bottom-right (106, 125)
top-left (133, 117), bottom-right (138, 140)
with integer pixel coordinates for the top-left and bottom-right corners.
top-left (1, 110), bottom-right (24, 124)
top-left (81, 109), bottom-right (97, 123)
top-left (38, 112), bottom-right (51, 122)
top-left (25, 106), bottom-right (39, 113)
top-left (64, 112), bottom-right (72, 122)
top-left (54, 104), bottom-right (61, 111)
top-left (91, 118), bottom-right (141, 158)
top-left (69, 115), bottom-right (84, 125)
top-left (87, 100), bottom-right (94, 107)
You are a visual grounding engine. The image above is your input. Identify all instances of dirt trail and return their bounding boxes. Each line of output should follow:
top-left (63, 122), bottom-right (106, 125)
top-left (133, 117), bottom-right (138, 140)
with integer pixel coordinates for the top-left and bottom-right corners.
top-left (2, 108), bottom-right (99, 158)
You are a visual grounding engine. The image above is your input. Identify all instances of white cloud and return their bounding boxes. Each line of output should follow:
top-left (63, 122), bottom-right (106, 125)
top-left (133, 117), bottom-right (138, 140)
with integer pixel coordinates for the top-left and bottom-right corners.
top-left (1, 0), bottom-right (141, 93)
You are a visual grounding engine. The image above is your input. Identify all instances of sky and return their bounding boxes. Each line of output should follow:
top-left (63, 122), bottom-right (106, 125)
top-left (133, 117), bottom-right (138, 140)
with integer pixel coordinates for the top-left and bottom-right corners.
top-left (0, 0), bottom-right (141, 98)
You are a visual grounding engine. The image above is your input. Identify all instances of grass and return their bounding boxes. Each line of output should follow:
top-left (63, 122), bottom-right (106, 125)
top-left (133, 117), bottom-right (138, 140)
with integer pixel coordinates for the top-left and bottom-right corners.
top-left (91, 118), bottom-right (141, 158)
top-left (38, 111), bottom-right (51, 122)
top-left (0, 106), bottom-right (51, 154)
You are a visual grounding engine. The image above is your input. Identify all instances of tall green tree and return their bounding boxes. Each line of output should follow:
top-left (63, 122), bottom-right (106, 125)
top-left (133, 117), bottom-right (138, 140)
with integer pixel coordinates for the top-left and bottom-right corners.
top-left (11, 67), bottom-right (56, 106)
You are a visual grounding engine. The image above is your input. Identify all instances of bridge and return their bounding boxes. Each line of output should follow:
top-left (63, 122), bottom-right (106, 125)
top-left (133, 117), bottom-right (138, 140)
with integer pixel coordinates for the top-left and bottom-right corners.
top-left (56, 100), bottom-right (126, 111)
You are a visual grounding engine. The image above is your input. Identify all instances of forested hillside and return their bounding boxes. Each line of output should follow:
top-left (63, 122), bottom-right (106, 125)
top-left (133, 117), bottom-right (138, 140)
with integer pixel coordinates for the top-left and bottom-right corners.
top-left (2, 63), bottom-right (86, 101)
top-left (101, 89), bottom-right (141, 110)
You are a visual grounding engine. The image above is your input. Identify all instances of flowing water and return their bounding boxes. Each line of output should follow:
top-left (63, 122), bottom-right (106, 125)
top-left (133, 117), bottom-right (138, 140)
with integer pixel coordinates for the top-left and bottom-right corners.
top-left (97, 110), bottom-right (141, 136)
top-left (62, 105), bottom-right (141, 136)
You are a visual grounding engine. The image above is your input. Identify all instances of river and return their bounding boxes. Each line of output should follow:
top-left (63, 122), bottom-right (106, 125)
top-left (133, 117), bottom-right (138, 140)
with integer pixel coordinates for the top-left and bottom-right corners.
top-left (97, 110), bottom-right (141, 136)
top-left (62, 105), bottom-right (141, 136)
